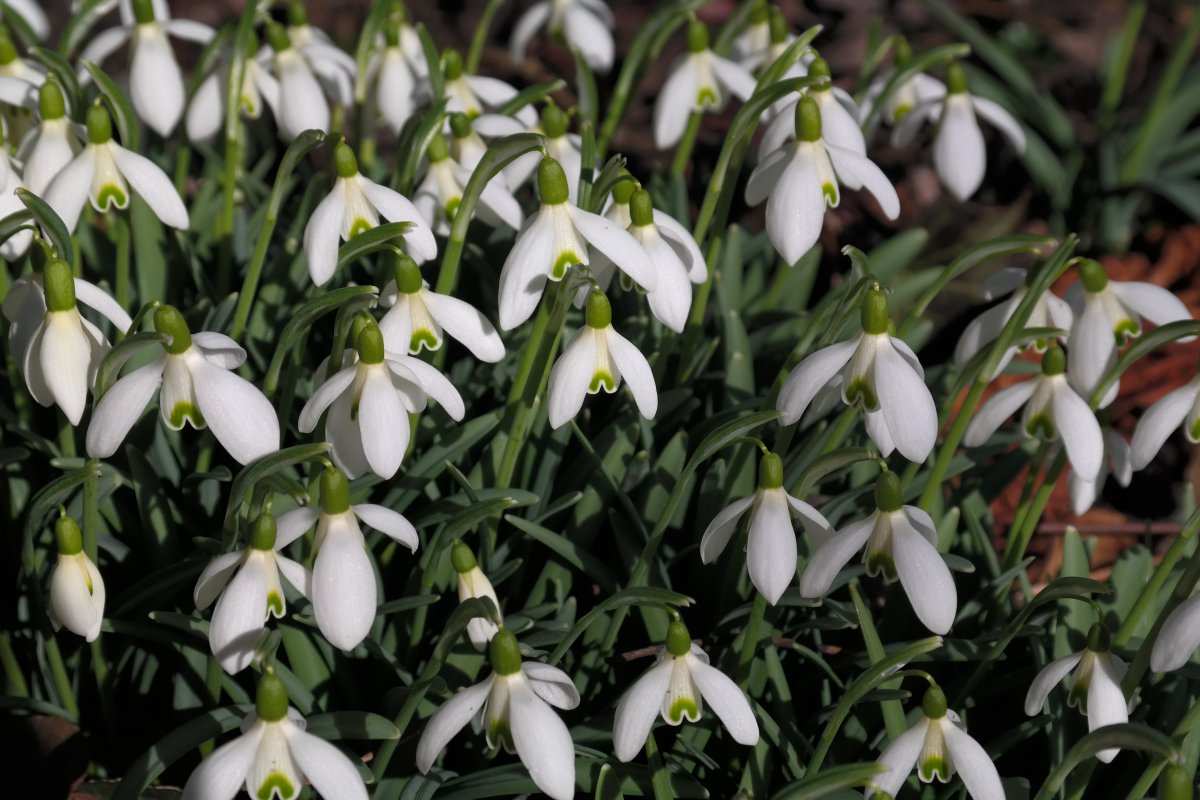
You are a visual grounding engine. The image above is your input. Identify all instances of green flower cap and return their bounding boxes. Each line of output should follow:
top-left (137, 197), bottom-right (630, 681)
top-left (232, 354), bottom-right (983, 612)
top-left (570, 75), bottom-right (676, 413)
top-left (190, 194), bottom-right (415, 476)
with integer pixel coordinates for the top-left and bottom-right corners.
top-left (132, 0), bottom-right (156, 25)
top-left (256, 672), bottom-right (290, 722)
top-left (287, 1), bottom-right (309, 28)
top-left (43, 259), bottom-right (76, 313)
top-left (666, 617), bottom-right (693, 657)
top-left (488, 628), bottom-right (522, 675)
top-left (586, 290), bottom-right (612, 329)
top-left (946, 62), bottom-right (968, 95)
top-left (39, 81), bottom-right (67, 121)
top-left (1041, 343), bottom-right (1066, 376)
top-left (0, 30), bottom-right (15, 65)
top-left (748, 0), bottom-right (769, 24)
top-left (687, 19), bottom-right (710, 53)
top-left (427, 132), bottom-right (449, 163)
top-left (611, 174), bottom-right (637, 205)
top-left (86, 104), bottom-right (113, 145)
top-left (537, 157), bottom-right (569, 205)
top-left (449, 112), bottom-right (473, 140)
top-left (356, 321), bottom-right (386, 365)
top-left (921, 684), bottom-right (948, 719)
top-left (541, 103), bottom-right (569, 139)
top-left (394, 254), bottom-right (423, 294)
top-left (154, 306), bottom-right (193, 355)
top-left (759, 452), bottom-right (784, 489)
top-left (768, 7), bottom-right (788, 44)
top-left (450, 540), bottom-right (478, 574)
top-left (250, 512), bottom-right (278, 551)
top-left (320, 468), bottom-right (351, 515)
top-left (443, 49), bottom-right (464, 80)
top-left (266, 22), bottom-right (291, 53)
top-left (795, 94), bottom-right (822, 142)
top-left (1160, 764), bottom-right (1194, 800)
top-left (629, 189), bottom-right (654, 227)
top-left (808, 56), bottom-right (831, 82)
top-left (382, 17), bottom-right (400, 47)
top-left (861, 286), bottom-right (890, 335)
top-left (874, 470), bottom-right (903, 513)
top-left (55, 516), bottom-right (84, 556)
top-left (334, 141), bottom-right (359, 178)
top-left (894, 36), bottom-right (913, 67)
top-left (1086, 622), bottom-right (1111, 653)
top-left (1078, 259), bottom-right (1109, 293)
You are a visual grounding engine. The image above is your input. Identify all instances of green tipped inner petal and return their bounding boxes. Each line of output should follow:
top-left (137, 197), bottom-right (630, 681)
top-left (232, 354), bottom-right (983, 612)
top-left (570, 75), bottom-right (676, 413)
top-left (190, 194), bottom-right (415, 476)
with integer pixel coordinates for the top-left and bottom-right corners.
top-left (1026, 413), bottom-right (1056, 441)
top-left (822, 182), bottom-right (838, 206)
top-left (918, 753), bottom-right (951, 783)
top-left (843, 377), bottom-right (879, 412)
top-left (348, 217), bottom-right (373, 238)
top-left (444, 197), bottom-right (461, 222)
top-left (170, 402), bottom-right (205, 430)
top-left (589, 371), bottom-right (617, 394)
top-left (696, 86), bottom-right (718, 109)
top-left (257, 772), bottom-right (295, 800)
top-left (668, 697), bottom-right (701, 724)
top-left (865, 549), bottom-right (897, 581)
top-left (410, 328), bottom-right (440, 353)
top-left (1114, 318), bottom-right (1140, 345)
top-left (552, 251), bottom-right (579, 279)
top-left (96, 184), bottom-right (129, 212)
top-left (266, 591), bottom-right (284, 618)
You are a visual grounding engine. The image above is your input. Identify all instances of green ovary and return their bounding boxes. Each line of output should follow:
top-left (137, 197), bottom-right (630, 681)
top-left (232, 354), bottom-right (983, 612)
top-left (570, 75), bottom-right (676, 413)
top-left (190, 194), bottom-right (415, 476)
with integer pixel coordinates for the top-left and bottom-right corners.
top-left (589, 371), bottom-right (617, 393)
top-left (410, 329), bottom-right (439, 353)
top-left (348, 217), bottom-right (373, 238)
top-left (891, 103), bottom-right (912, 123)
top-left (257, 772), bottom-right (295, 800)
top-left (668, 697), bottom-right (700, 724)
top-left (95, 184), bottom-right (128, 211)
top-left (1026, 413), bottom-right (1056, 440)
top-left (170, 403), bottom-right (204, 430)
top-left (552, 251), bottom-right (579, 279)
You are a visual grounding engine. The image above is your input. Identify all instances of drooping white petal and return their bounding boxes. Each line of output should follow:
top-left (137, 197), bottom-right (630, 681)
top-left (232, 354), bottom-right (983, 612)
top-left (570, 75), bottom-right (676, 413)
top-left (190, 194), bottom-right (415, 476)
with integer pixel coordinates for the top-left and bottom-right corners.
top-left (326, 390), bottom-right (371, 479)
top-left (358, 367), bottom-right (408, 479)
top-left (686, 655), bottom-right (759, 745)
top-left (1131, 381), bottom-right (1200, 470)
top-left (605, 327), bottom-right (658, 420)
top-left (79, 27), bottom-right (133, 72)
top-left (654, 58), bottom-right (697, 149)
top-left (276, 51), bottom-right (329, 140)
top-left (785, 494), bottom-right (835, 547)
top-left (509, 678), bottom-right (578, 800)
top-left (416, 676), bottom-right (495, 773)
top-left (274, 507), bottom-right (320, 549)
top-left (875, 337), bottom-right (938, 462)
top-left (376, 50), bottom-right (416, 133)
top-left (194, 551), bottom-right (245, 611)
top-left (298, 366), bottom-right (357, 433)
top-left (498, 212), bottom-right (556, 330)
top-left (39, 313), bottom-right (93, 424)
top-left (892, 520), bottom-right (956, 634)
top-left (190, 356), bottom-right (280, 465)
top-left (44, 149), bottom-right (97, 233)
top-left (74, 279), bottom-right (133, 332)
top-left (1087, 655), bottom-right (1129, 763)
top-left (49, 554), bottom-right (105, 641)
top-left (547, 328), bottom-right (598, 429)
top-left (1067, 296), bottom-right (1115, 397)
top-left (799, 515), bottom-right (876, 597)
top-left (389, 356), bottom-right (464, 420)
top-left (776, 338), bottom-right (858, 425)
top-left (934, 94), bottom-right (986, 201)
top-left (1052, 379), bottom-right (1104, 481)
top-left (766, 144), bottom-right (826, 265)
top-left (130, 25), bottom-right (185, 137)
top-left (826, 143), bottom-right (900, 220)
top-left (941, 721), bottom-right (1006, 800)
top-left (1151, 594), bottom-right (1200, 672)
top-left (963, 380), bottom-right (1038, 447)
top-left (353, 504), bottom-right (419, 552)
top-left (8, 0), bottom-right (50, 39)
top-left (747, 489), bottom-right (797, 605)
top-left (1108, 431), bottom-right (1133, 487)
top-left (421, 291), bottom-right (505, 362)
top-left (85, 357), bottom-right (166, 458)
top-left (613, 660), bottom-right (673, 762)
top-left (26, 122), bottom-right (81, 196)
top-left (180, 725), bottom-right (263, 800)
top-left (275, 555), bottom-right (312, 599)
top-left (111, 144), bottom-right (189, 229)
top-left (1110, 281), bottom-right (1193, 330)
top-left (162, 19), bottom-right (218, 44)
top-left (700, 495), bottom-right (755, 564)
top-left (359, 178), bottom-right (438, 262)
top-left (1024, 651), bottom-right (1084, 715)
top-left (312, 522), bottom-right (377, 651)
top-left (304, 184), bottom-right (347, 286)
top-left (523, 662), bottom-right (581, 710)
top-left (654, 209), bottom-right (706, 283)
top-left (745, 145), bottom-right (791, 207)
top-left (209, 556), bottom-right (268, 674)
top-left (567, 205), bottom-right (657, 292)
top-left (971, 96), bottom-right (1027, 154)
top-left (509, 2), bottom-right (551, 64)
top-left (186, 71), bottom-right (224, 143)
top-left (954, 301), bottom-right (1013, 370)
top-left (284, 726), bottom-right (369, 800)
top-left (867, 720), bottom-right (927, 800)
top-left (563, 5), bottom-right (614, 73)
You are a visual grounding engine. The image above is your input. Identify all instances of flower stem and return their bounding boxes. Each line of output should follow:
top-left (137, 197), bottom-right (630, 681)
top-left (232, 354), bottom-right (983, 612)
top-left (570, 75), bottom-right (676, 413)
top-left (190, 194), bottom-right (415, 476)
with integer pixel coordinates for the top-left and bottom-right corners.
top-left (736, 591), bottom-right (769, 688)
top-left (216, 121), bottom-right (243, 297)
top-left (57, 411), bottom-right (76, 459)
top-left (82, 459), bottom-right (99, 563)
top-left (1115, 506), bottom-right (1200, 647)
top-left (1001, 451), bottom-right (1067, 571)
top-left (114, 213), bottom-right (131, 310)
top-left (44, 634), bottom-right (79, 720)
top-left (0, 633), bottom-right (27, 697)
top-left (670, 111), bottom-right (703, 178)
top-left (916, 380), bottom-right (986, 512)
top-left (229, 204), bottom-right (276, 341)
top-left (645, 730), bottom-right (677, 800)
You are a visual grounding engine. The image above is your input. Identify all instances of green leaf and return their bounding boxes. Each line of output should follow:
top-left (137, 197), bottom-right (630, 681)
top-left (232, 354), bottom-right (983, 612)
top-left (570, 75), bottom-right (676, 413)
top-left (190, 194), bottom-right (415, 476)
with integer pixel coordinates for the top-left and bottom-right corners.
top-left (0, 208), bottom-right (34, 250)
top-left (30, 47), bottom-right (82, 113)
top-left (1091, 320), bottom-right (1200, 407)
top-left (94, 332), bottom-right (168, 399)
top-left (21, 464), bottom-right (101, 576)
top-left (494, 79), bottom-right (566, 117)
top-left (433, 596), bottom-right (500, 660)
top-left (417, 23), bottom-right (444, 101)
top-left (264, 285), bottom-right (379, 394)
top-left (1032, 724), bottom-right (1182, 800)
top-left (772, 762), bottom-right (886, 799)
top-left (112, 706), bottom-right (248, 800)
top-left (336, 222), bottom-right (415, 271)
top-left (17, 188), bottom-right (74, 265)
top-left (546, 585), bottom-right (694, 665)
top-left (395, 98), bottom-right (448, 195)
top-left (304, 711), bottom-right (400, 740)
top-left (506, 515), bottom-right (620, 590)
top-left (222, 443), bottom-right (330, 535)
top-left (571, 45), bottom-right (599, 127)
top-left (58, 0), bottom-right (111, 57)
top-left (81, 62), bottom-right (140, 150)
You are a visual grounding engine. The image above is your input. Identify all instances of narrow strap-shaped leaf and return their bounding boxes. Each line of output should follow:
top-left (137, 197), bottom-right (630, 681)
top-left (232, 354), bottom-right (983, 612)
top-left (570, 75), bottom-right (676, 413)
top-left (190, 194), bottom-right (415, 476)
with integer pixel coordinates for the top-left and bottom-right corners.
top-left (263, 285), bottom-right (378, 394)
top-left (82, 62), bottom-right (140, 151)
top-left (17, 189), bottom-right (73, 265)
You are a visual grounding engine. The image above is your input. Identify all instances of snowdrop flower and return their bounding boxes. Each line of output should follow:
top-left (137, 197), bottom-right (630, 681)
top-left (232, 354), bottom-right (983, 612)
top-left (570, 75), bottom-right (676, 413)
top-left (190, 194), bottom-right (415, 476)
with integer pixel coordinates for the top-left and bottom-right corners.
top-left (801, 471), bottom-right (957, 634)
top-left (48, 516), bottom-right (105, 642)
top-left (416, 628), bottom-right (579, 800)
top-left (412, 133), bottom-right (523, 237)
top-left (858, 38), bottom-right (946, 128)
top-left (275, 469), bottom-right (419, 652)
top-left (186, 33), bottom-right (280, 143)
top-left (3, 259), bottom-right (131, 425)
top-left (451, 540), bottom-right (502, 651)
top-left (378, 255), bottom-right (505, 362)
top-left (1069, 422), bottom-right (1131, 515)
top-left (79, 0), bottom-right (215, 137)
top-left (498, 156), bottom-right (655, 330)
top-left (1131, 367), bottom-right (1200, 471)
top-left (304, 141), bottom-right (435, 286)
top-left (284, 1), bottom-right (357, 110)
top-left (20, 82), bottom-right (83, 196)
top-left (701, 451), bottom-right (833, 605)
top-left (194, 512), bottom-right (312, 675)
top-left (546, 291), bottom-right (657, 428)
top-left (1152, 589), bottom-right (1200, 672)
top-left (181, 672), bottom-right (367, 800)
top-left (868, 685), bottom-right (1004, 800)
top-left (299, 318), bottom-right (464, 480)
top-left (512, 104), bottom-right (586, 199)
top-left (748, 96), bottom-right (899, 265)
top-left (893, 63), bottom-right (1026, 201)
top-left (0, 30), bottom-right (45, 109)
top-left (368, 17), bottom-right (417, 134)
top-left (1067, 259), bottom-right (1192, 399)
top-left (963, 344), bottom-right (1104, 483)
top-left (1025, 624), bottom-right (1128, 763)
top-left (7, 0), bottom-right (49, 40)
top-left (262, 22), bottom-right (347, 141)
top-left (731, 0), bottom-right (772, 71)
top-left (654, 19), bottom-right (756, 150)
top-left (447, 112), bottom-right (494, 174)
top-left (441, 49), bottom-right (536, 127)
top-left (45, 104), bottom-right (189, 233)
top-left (510, 0), bottom-right (615, 74)
top-left (777, 286), bottom-right (936, 462)
top-left (86, 305), bottom-right (280, 465)
top-left (759, 58), bottom-right (866, 161)
top-left (952, 266), bottom-right (1073, 380)
top-left (613, 617), bottom-right (758, 762)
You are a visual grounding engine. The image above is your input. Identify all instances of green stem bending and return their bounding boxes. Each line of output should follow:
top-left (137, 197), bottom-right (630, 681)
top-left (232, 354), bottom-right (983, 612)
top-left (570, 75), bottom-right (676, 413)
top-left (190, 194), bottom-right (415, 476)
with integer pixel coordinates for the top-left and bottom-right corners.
top-left (670, 112), bottom-right (703, 178)
top-left (736, 591), bottom-right (769, 688)
top-left (1002, 452), bottom-right (1067, 572)
top-left (114, 213), bottom-right (131, 310)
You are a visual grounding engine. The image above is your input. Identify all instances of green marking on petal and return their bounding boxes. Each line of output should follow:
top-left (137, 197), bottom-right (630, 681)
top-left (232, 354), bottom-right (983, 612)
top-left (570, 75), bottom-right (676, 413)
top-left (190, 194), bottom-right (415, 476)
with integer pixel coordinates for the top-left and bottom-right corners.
top-left (891, 102), bottom-right (912, 123)
top-left (488, 718), bottom-right (515, 753)
top-left (1189, 416), bottom-right (1200, 442)
top-left (349, 217), bottom-right (373, 238)
top-left (865, 550), bottom-right (896, 581)
top-left (444, 197), bottom-right (461, 221)
top-left (696, 87), bottom-right (718, 109)
top-left (844, 378), bottom-right (879, 412)
top-left (257, 772), bottom-right (295, 800)
top-left (918, 755), bottom-right (950, 783)
top-left (267, 591), bottom-right (284, 618)
top-left (96, 184), bottom-right (128, 211)
top-left (668, 697), bottom-right (700, 724)
top-left (410, 329), bottom-right (439, 353)
top-left (170, 403), bottom-right (204, 430)
top-left (589, 371), bottom-right (617, 393)
top-left (552, 251), bottom-right (579, 280)
top-left (822, 182), bottom-right (839, 205)
top-left (1114, 318), bottom-right (1140, 345)
top-left (1067, 681), bottom-right (1088, 711)
top-left (1026, 413), bottom-right (1056, 441)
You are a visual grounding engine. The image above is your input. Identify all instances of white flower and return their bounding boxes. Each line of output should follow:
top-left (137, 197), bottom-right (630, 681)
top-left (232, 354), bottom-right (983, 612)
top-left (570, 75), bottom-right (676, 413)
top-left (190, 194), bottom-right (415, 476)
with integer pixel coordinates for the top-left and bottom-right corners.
top-left (412, 133), bottom-right (523, 237)
top-left (261, 21), bottom-right (353, 141)
top-left (748, 95), bottom-right (899, 265)
top-left (1131, 374), bottom-right (1200, 471)
top-left (19, 82), bottom-right (84, 196)
top-left (416, 629), bottom-right (579, 800)
top-left (285, 4), bottom-right (357, 110)
top-left (801, 471), bottom-right (957, 635)
top-left (378, 256), bottom-right (505, 363)
top-left (298, 321), bottom-right (465, 480)
top-left (448, 112), bottom-right (497, 175)
top-left (510, 0), bottom-right (615, 73)
top-left (48, 517), bottom-right (106, 642)
top-left (79, 0), bottom-right (215, 137)
top-left (0, 148), bottom-right (31, 260)
top-left (857, 39), bottom-right (947, 127)
top-left (182, 672), bottom-right (367, 800)
top-left (440, 48), bottom-right (537, 127)
top-left (3, 261), bottom-right (131, 424)
top-left (368, 19), bottom-right (417, 134)
top-left (730, 1), bottom-right (772, 71)
top-left (867, 686), bottom-right (1005, 800)
top-left (1025, 624), bottom-right (1128, 763)
top-left (85, 305), bottom-right (280, 465)
top-left (777, 286), bottom-right (936, 462)
top-left (0, 27), bottom-right (47, 92)
top-left (186, 42), bottom-right (280, 143)
top-left (613, 618), bottom-right (759, 762)
top-left (45, 104), bottom-right (189, 233)
top-left (952, 267), bottom-right (1074, 380)
top-left (963, 345), bottom-right (1104, 483)
top-left (892, 63), bottom-right (1026, 201)
top-left (275, 469), bottom-right (419, 652)
top-left (194, 512), bottom-right (312, 675)
top-left (701, 451), bottom-right (833, 605)
top-left (759, 58), bottom-right (867, 160)
top-left (1069, 427), bottom-right (1131, 515)
top-left (8, 0), bottom-right (49, 40)
top-left (654, 20), bottom-right (756, 150)
top-left (1152, 592), bottom-right (1200, 673)
top-left (498, 156), bottom-right (655, 330)
top-left (546, 291), bottom-right (657, 428)
top-left (1067, 259), bottom-right (1193, 399)
top-left (451, 540), bottom-right (502, 651)
top-left (304, 141), bottom-right (436, 286)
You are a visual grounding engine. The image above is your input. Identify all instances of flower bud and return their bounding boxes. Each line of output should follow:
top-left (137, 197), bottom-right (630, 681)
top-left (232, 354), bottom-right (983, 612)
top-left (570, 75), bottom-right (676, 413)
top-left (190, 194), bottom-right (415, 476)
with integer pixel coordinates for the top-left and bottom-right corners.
top-left (488, 628), bottom-right (522, 675)
top-left (154, 306), bottom-right (193, 354)
top-left (537, 157), bottom-right (570, 205)
top-left (442, 48), bottom-right (463, 80)
top-left (132, 0), bottom-right (156, 24)
top-left (808, 56), bottom-right (831, 82)
top-left (266, 22), bottom-right (291, 53)
top-left (874, 470), bottom-right (903, 513)
top-left (686, 19), bottom-right (710, 53)
top-left (55, 516), bottom-right (84, 556)
top-left (611, 175), bottom-right (637, 205)
top-left (356, 321), bottom-right (386, 365)
top-left (287, 1), bottom-right (309, 28)
top-left (427, 133), bottom-right (449, 163)
top-left (666, 617), bottom-right (693, 657)
top-left (250, 512), bottom-right (278, 551)
top-left (946, 62), bottom-right (968, 95)
top-left (921, 684), bottom-right (948, 719)
top-left (43, 259), bottom-right (76, 313)
top-left (334, 141), bottom-right (359, 178)
top-left (1078, 259), bottom-right (1109, 293)
top-left (748, 0), bottom-right (769, 24)
top-left (394, 254), bottom-right (423, 294)
top-left (768, 7), bottom-right (788, 44)
top-left (860, 286), bottom-right (890, 335)
top-left (1041, 343), bottom-right (1066, 376)
top-left (449, 112), bottom-right (473, 140)
top-left (586, 290), bottom-right (612, 329)
top-left (629, 189), bottom-right (654, 227)
top-left (541, 104), bottom-right (569, 139)
top-left (39, 81), bottom-right (67, 121)
top-left (450, 540), bottom-right (478, 573)
top-left (86, 104), bottom-right (113, 145)
top-left (795, 95), bottom-right (822, 143)
top-left (320, 468), bottom-right (351, 515)
top-left (256, 672), bottom-right (290, 722)
top-left (758, 452), bottom-right (784, 489)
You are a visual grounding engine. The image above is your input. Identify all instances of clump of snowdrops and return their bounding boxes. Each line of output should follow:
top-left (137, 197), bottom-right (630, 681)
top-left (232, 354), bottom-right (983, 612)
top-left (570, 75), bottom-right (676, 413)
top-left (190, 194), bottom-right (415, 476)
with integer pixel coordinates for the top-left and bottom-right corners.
top-left (3, 0), bottom-right (1200, 799)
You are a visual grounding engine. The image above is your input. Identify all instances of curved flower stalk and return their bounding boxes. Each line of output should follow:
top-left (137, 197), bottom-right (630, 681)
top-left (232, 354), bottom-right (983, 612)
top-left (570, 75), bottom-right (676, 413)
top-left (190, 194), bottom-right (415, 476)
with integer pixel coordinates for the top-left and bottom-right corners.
top-left (48, 516), bottom-right (105, 642)
top-left (284, 1), bottom-right (357, 111)
top-left (701, 451), bottom-right (833, 605)
top-left (1066, 259), bottom-right (1193, 399)
top-left (86, 305), bottom-right (280, 465)
top-left (45, 104), bottom-right (189, 233)
top-left (8, 0), bottom-right (49, 40)
top-left (20, 82), bottom-right (84, 196)
top-left (416, 628), bottom-right (579, 800)
top-left (546, 290), bottom-right (657, 428)
top-left (413, 133), bottom-right (522, 236)
top-left (181, 672), bottom-right (367, 800)
top-left (451, 541), bottom-right (502, 651)
top-left (654, 19), bottom-right (756, 150)
top-left (868, 685), bottom-right (1005, 800)
top-left (1025, 624), bottom-right (1128, 763)
top-left (378, 255), bottom-right (505, 362)
top-left (613, 617), bottom-right (759, 762)
top-left (748, 95), bottom-right (899, 265)
top-left (261, 22), bottom-right (351, 141)
top-left (510, 0), bottom-right (615, 73)
top-left (952, 266), bottom-right (1074, 380)
top-left (440, 48), bottom-right (536, 127)
top-left (892, 63), bottom-right (1026, 201)
top-left (275, 468), bottom-right (418, 652)
top-left (298, 318), bottom-right (465, 480)
top-left (801, 471), bottom-right (957, 635)
top-left (186, 33), bottom-right (280, 143)
top-left (79, 0), bottom-right (216, 137)
top-left (1130, 362), bottom-right (1200, 471)
top-left (857, 38), bottom-right (947, 127)
top-left (963, 344), bottom-right (1104, 484)
top-left (3, 259), bottom-right (131, 425)
top-left (367, 17), bottom-right (417, 134)
top-left (1069, 422), bottom-right (1131, 515)
top-left (777, 286), bottom-right (936, 463)
top-left (304, 141), bottom-right (435, 285)
top-left (497, 156), bottom-right (655, 330)
top-left (759, 58), bottom-right (866, 160)
top-left (194, 512), bottom-right (312, 675)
